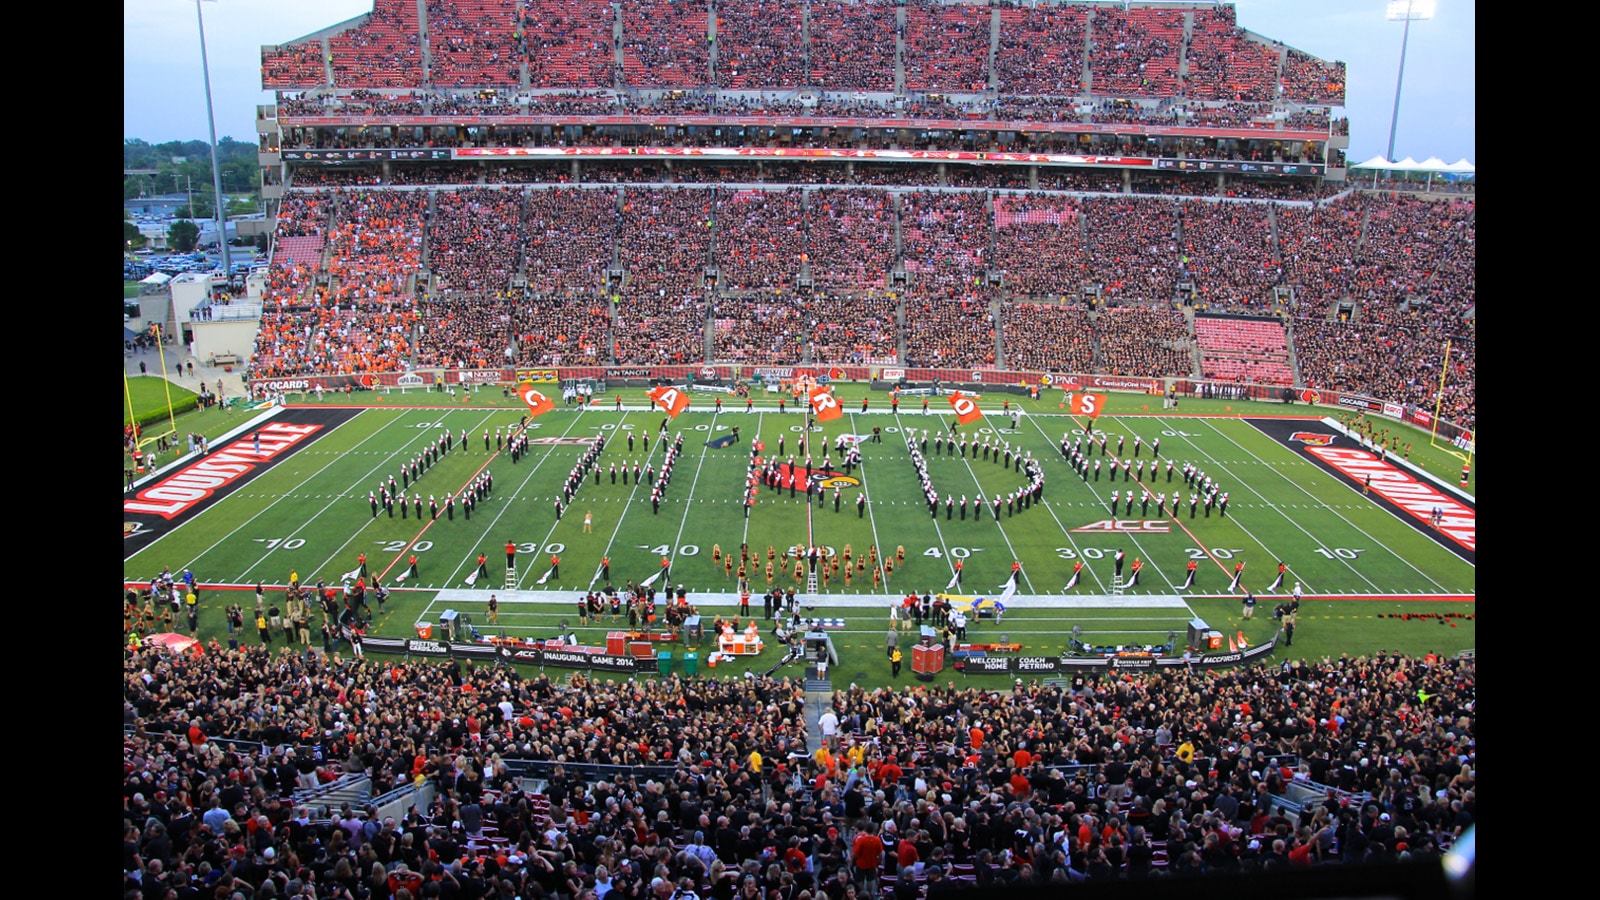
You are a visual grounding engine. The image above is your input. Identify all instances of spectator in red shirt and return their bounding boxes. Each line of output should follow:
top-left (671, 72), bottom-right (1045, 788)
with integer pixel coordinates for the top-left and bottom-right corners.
top-left (851, 820), bottom-right (884, 893)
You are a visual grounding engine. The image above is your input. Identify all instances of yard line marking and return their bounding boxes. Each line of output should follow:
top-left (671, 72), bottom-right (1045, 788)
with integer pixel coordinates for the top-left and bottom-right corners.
top-left (136, 409), bottom-right (384, 573)
top-left (1188, 417), bottom-right (1447, 593)
top-left (660, 414), bottom-right (719, 593)
top-left (741, 412), bottom-right (764, 547)
top-left (1017, 413), bottom-right (1114, 594)
top-left (241, 409), bottom-right (495, 586)
top-left (920, 415), bottom-right (1037, 594)
top-left (851, 413), bottom-right (893, 591)
top-left (326, 410), bottom-right (506, 587)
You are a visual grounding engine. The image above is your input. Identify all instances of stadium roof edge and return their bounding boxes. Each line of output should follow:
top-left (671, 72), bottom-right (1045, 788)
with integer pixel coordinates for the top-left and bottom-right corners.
top-left (260, 12), bottom-right (370, 53)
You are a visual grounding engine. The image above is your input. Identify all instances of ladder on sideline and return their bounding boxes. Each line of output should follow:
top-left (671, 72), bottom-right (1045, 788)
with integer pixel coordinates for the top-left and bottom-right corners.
top-left (806, 571), bottom-right (818, 595)
top-left (505, 566), bottom-right (518, 590)
top-left (1110, 574), bottom-right (1126, 596)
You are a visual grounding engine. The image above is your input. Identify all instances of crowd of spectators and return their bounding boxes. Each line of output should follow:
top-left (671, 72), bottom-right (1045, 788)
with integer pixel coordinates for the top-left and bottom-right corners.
top-left (521, 0), bottom-right (616, 89)
top-left (263, 0), bottom-right (1342, 123)
top-left (1282, 48), bottom-right (1346, 106)
top-left (1093, 306), bottom-right (1192, 378)
top-left (711, 293), bottom-right (813, 364)
top-left (900, 192), bottom-right (990, 302)
top-left (990, 194), bottom-right (1086, 301)
top-left (713, 0), bottom-right (806, 89)
top-left (902, 299), bottom-right (996, 370)
top-left (524, 188), bottom-right (619, 296)
top-left (993, 5), bottom-right (1087, 97)
top-left (243, 182), bottom-right (1473, 425)
top-left (612, 293), bottom-right (709, 366)
top-left (1177, 200), bottom-right (1281, 311)
top-left (1183, 6), bottom-right (1278, 103)
top-left (620, 1), bottom-right (711, 88)
top-left (808, 292), bottom-right (900, 365)
top-left (807, 0), bottom-right (898, 92)
top-left (123, 641), bottom-right (1474, 898)
top-left (617, 187), bottom-right (716, 299)
top-left (1086, 6), bottom-right (1183, 98)
top-left (327, 3), bottom-right (424, 89)
top-left (324, 191), bottom-right (428, 303)
top-left (715, 188), bottom-right (806, 292)
top-left (1080, 197), bottom-right (1179, 305)
top-left (427, 0), bottom-right (521, 87)
top-left (806, 189), bottom-right (896, 292)
top-left (902, 0), bottom-right (991, 93)
top-left (428, 188), bottom-right (526, 295)
top-left (999, 302), bottom-right (1095, 374)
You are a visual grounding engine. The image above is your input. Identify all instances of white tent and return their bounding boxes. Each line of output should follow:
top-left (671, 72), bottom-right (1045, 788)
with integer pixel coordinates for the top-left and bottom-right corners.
top-left (1350, 154), bottom-right (1397, 170)
top-left (140, 272), bottom-right (172, 286)
top-left (1445, 158), bottom-right (1475, 173)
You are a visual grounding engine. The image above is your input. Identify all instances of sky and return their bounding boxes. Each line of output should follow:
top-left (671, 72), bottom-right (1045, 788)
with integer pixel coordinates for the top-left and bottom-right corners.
top-left (124, 0), bottom-right (1474, 164)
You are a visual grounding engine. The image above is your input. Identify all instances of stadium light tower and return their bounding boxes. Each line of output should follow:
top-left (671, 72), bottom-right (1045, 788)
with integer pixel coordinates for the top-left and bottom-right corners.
top-left (1385, 0), bottom-right (1435, 163)
top-left (195, 0), bottom-right (232, 276)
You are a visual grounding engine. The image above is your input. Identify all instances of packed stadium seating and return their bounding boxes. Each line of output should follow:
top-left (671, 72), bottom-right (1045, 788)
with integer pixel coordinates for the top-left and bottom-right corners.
top-left (122, 641), bottom-right (1476, 895)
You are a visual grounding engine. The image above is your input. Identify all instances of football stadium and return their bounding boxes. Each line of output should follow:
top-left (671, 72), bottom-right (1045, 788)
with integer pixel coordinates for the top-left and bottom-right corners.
top-left (123, 3), bottom-right (1475, 898)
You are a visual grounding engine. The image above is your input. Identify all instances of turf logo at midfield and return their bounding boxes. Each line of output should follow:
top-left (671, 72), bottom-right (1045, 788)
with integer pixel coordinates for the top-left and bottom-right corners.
top-left (777, 461), bottom-right (860, 490)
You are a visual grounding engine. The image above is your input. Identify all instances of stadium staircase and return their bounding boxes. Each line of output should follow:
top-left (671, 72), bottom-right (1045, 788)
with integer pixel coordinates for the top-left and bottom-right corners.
top-left (894, 3), bottom-right (906, 94)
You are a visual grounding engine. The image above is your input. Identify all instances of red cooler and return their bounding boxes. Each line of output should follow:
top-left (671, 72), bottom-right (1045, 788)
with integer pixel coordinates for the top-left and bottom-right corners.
top-left (912, 643), bottom-right (945, 677)
top-left (607, 632), bottom-right (628, 656)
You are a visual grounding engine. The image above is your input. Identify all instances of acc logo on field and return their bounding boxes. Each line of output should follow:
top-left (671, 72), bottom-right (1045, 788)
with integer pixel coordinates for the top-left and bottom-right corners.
top-left (1070, 520), bottom-right (1172, 533)
top-left (124, 521), bottom-right (149, 538)
top-left (1289, 432), bottom-right (1335, 446)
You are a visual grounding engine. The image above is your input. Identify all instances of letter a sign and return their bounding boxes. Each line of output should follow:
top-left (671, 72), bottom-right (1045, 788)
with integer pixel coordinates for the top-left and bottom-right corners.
top-left (949, 391), bottom-right (984, 425)
top-left (1068, 392), bottom-right (1106, 419)
top-left (649, 385), bottom-right (691, 418)
top-left (809, 386), bottom-right (843, 422)
top-left (519, 384), bottom-right (557, 418)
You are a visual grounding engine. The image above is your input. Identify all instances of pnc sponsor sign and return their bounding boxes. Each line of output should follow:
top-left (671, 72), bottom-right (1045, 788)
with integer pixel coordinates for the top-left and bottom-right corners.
top-left (124, 422), bottom-right (323, 518)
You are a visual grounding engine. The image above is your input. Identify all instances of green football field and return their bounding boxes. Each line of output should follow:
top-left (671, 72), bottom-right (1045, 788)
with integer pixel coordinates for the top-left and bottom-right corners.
top-left (123, 385), bottom-right (1475, 686)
